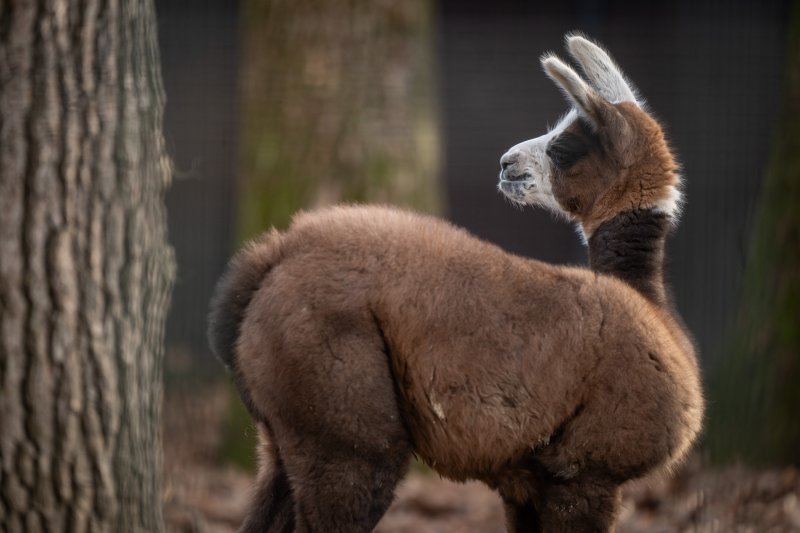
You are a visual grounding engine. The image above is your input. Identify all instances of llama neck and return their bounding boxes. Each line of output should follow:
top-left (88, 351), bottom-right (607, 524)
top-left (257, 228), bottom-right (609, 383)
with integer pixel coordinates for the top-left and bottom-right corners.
top-left (587, 208), bottom-right (671, 307)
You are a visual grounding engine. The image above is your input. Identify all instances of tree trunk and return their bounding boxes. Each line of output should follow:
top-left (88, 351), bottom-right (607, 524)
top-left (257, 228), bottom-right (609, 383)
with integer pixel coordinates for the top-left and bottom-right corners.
top-left (708, 1), bottom-right (800, 465)
top-left (0, 1), bottom-right (174, 531)
top-left (222, 0), bottom-right (442, 470)
top-left (239, 0), bottom-right (441, 239)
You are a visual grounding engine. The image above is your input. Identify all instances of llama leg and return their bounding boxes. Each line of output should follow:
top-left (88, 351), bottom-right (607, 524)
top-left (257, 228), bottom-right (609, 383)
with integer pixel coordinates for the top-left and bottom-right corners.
top-left (239, 424), bottom-right (295, 533)
top-left (493, 451), bottom-right (547, 532)
top-left (502, 500), bottom-right (541, 533)
top-left (537, 477), bottom-right (620, 533)
top-left (251, 316), bottom-right (412, 532)
top-left (531, 396), bottom-right (660, 532)
top-left (282, 442), bottom-right (411, 533)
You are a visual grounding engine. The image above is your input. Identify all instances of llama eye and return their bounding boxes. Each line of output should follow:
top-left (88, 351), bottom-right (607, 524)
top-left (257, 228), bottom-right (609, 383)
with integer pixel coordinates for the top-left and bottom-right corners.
top-left (546, 132), bottom-right (589, 170)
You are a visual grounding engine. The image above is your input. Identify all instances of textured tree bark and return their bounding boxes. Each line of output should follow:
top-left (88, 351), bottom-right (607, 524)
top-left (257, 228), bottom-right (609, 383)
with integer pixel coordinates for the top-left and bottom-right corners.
top-left (0, 1), bottom-right (174, 531)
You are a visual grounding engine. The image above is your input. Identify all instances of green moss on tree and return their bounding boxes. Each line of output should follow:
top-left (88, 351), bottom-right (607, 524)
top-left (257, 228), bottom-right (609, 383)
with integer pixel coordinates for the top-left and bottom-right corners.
top-left (238, 0), bottom-right (441, 239)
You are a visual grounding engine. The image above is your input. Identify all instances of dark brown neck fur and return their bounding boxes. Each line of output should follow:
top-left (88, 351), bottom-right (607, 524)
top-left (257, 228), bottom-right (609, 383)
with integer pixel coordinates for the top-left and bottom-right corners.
top-left (588, 209), bottom-right (670, 307)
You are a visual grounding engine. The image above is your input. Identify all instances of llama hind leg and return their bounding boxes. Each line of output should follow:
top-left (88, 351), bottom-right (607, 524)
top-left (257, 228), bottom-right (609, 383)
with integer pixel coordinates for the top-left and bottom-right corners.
top-left (240, 424), bottom-right (295, 533)
top-left (256, 318), bottom-right (413, 532)
top-left (281, 441), bottom-right (411, 533)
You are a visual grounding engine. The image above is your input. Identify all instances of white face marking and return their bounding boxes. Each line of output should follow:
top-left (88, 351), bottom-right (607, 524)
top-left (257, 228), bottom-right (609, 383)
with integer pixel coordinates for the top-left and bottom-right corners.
top-left (497, 110), bottom-right (576, 218)
top-left (498, 34), bottom-right (674, 242)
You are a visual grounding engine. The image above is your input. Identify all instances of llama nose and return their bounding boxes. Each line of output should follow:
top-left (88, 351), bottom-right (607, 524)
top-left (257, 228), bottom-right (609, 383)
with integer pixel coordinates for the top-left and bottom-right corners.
top-left (500, 153), bottom-right (518, 170)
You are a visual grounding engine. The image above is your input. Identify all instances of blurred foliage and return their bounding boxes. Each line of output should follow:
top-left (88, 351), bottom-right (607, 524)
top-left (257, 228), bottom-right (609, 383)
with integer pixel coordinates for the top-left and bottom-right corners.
top-left (238, 0), bottom-right (441, 240)
top-left (708, 0), bottom-right (800, 465)
top-left (220, 380), bottom-right (259, 471)
top-left (223, 0), bottom-right (442, 468)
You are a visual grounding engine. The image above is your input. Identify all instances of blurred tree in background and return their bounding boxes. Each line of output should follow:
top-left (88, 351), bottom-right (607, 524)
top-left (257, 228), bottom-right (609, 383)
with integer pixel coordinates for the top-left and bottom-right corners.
top-left (239, 0), bottom-right (441, 239)
top-left (223, 0), bottom-right (442, 469)
top-left (0, 0), bottom-right (174, 530)
top-left (708, 0), bottom-right (800, 465)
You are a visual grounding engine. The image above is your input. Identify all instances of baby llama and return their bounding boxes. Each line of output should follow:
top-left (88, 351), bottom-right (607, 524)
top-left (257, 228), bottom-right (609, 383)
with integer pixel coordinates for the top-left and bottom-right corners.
top-left (209, 33), bottom-right (704, 533)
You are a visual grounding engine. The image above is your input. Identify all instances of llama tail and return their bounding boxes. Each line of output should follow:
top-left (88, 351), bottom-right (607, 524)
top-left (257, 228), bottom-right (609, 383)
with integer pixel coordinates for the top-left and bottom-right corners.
top-left (207, 229), bottom-right (285, 372)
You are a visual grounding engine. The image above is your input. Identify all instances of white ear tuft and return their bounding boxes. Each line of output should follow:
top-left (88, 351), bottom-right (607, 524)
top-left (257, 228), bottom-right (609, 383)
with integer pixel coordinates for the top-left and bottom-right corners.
top-left (541, 53), bottom-right (601, 127)
top-left (565, 34), bottom-right (640, 106)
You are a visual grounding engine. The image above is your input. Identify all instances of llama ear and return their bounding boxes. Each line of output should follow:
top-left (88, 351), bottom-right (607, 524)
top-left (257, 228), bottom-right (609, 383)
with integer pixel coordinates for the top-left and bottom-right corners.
top-left (565, 34), bottom-right (639, 105)
top-left (541, 54), bottom-right (614, 129)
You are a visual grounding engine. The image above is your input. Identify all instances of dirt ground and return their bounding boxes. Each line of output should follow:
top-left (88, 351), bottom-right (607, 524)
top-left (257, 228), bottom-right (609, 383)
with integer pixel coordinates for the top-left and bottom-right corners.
top-left (163, 384), bottom-right (800, 533)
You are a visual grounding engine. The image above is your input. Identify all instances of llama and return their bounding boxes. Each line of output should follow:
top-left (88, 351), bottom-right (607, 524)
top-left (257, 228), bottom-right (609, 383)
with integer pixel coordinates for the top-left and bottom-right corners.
top-left (209, 34), bottom-right (704, 533)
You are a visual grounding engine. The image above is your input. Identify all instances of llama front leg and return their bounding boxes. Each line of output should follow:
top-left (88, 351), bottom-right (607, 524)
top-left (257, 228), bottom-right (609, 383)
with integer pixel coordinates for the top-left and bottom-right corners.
top-left (502, 499), bottom-right (541, 533)
top-left (537, 476), bottom-right (621, 533)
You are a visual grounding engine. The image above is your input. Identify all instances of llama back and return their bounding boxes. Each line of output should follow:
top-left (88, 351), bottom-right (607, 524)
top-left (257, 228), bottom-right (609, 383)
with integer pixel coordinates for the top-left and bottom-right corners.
top-left (208, 228), bottom-right (285, 371)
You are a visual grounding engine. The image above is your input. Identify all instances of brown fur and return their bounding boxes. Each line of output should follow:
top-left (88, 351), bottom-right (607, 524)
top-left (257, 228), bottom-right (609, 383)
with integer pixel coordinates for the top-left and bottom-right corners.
top-left (553, 102), bottom-right (680, 236)
top-left (212, 205), bottom-right (702, 532)
top-left (210, 35), bottom-right (704, 533)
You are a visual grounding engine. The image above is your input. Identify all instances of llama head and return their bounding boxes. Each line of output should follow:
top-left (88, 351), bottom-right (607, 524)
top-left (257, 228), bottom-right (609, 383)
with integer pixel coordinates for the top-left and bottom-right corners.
top-left (498, 34), bottom-right (681, 239)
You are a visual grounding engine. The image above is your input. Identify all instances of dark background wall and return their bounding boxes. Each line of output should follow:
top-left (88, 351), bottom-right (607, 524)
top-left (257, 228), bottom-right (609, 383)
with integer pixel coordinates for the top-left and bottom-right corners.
top-left (156, 0), bottom-right (788, 375)
top-left (157, 0), bottom-right (239, 373)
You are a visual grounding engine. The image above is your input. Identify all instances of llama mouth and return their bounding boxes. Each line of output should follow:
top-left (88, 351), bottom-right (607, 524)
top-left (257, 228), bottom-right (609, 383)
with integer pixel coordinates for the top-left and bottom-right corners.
top-left (498, 174), bottom-right (534, 192)
top-left (499, 171), bottom-right (532, 182)
top-left (498, 178), bottom-right (534, 201)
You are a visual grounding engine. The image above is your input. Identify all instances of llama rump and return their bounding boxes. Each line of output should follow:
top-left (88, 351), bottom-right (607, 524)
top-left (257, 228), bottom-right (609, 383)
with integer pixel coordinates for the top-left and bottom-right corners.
top-left (209, 34), bottom-right (704, 533)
